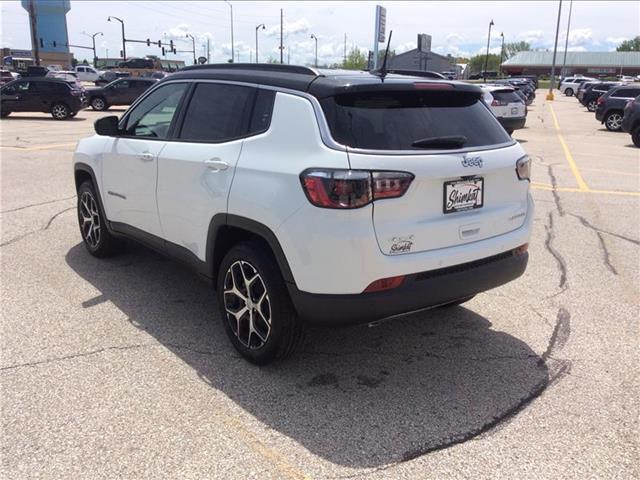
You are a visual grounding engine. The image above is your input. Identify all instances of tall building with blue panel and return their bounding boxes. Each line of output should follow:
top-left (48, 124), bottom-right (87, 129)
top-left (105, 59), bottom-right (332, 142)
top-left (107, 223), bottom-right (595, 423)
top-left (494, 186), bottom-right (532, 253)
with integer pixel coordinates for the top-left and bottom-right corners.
top-left (21, 0), bottom-right (73, 68)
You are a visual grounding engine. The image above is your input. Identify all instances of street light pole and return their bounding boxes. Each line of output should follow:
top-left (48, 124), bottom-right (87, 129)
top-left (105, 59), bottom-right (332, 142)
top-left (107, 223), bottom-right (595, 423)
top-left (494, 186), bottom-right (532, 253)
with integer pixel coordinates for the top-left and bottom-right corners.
top-left (548, 0), bottom-right (563, 101)
top-left (186, 33), bottom-right (196, 65)
top-left (561, 0), bottom-right (573, 78)
top-left (483, 19), bottom-right (494, 83)
top-left (224, 0), bottom-right (234, 63)
top-left (499, 32), bottom-right (505, 77)
top-left (107, 16), bottom-right (126, 61)
top-left (310, 34), bottom-right (318, 67)
top-left (255, 23), bottom-right (265, 63)
top-left (83, 31), bottom-right (103, 65)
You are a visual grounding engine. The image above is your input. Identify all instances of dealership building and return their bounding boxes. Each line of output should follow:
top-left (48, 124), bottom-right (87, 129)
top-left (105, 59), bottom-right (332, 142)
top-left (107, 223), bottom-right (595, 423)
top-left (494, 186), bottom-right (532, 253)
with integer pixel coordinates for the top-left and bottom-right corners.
top-left (502, 51), bottom-right (640, 77)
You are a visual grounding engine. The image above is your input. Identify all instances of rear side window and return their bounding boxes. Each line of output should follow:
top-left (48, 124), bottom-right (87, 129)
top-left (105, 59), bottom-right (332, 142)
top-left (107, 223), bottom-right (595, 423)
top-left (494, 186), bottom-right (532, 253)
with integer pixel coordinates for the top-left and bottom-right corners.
top-left (320, 90), bottom-right (511, 150)
top-left (612, 88), bottom-right (640, 98)
top-left (248, 89), bottom-right (275, 135)
top-left (179, 83), bottom-right (254, 142)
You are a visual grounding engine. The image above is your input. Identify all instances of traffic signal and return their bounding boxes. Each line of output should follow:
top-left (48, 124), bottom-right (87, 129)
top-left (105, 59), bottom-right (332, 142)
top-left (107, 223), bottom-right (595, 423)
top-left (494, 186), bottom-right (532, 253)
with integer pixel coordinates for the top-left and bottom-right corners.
top-left (146, 38), bottom-right (151, 46)
top-left (52, 41), bottom-right (57, 47)
top-left (169, 40), bottom-right (174, 50)
top-left (157, 40), bottom-right (162, 48)
top-left (39, 38), bottom-right (44, 48)
top-left (173, 47), bottom-right (177, 54)
top-left (162, 47), bottom-right (166, 56)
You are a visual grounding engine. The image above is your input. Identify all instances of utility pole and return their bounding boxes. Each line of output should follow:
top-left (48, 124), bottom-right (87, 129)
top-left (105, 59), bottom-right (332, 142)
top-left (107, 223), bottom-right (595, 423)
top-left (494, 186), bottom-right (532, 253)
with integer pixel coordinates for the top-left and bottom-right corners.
top-left (561, 0), bottom-right (573, 78)
top-left (547, 0), bottom-right (563, 100)
top-left (83, 31), bottom-right (103, 65)
top-left (499, 32), bottom-right (505, 77)
top-left (224, 0), bottom-right (234, 62)
top-left (483, 19), bottom-right (494, 82)
top-left (279, 8), bottom-right (284, 64)
top-left (310, 34), bottom-right (318, 67)
top-left (287, 46), bottom-right (290, 64)
top-left (186, 33), bottom-right (196, 65)
top-left (207, 37), bottom-right (210, 63)
top-left (107, 16), bottom-right (126, 60)
top-left (255, 23), bottom-right (265, 63)
top-left (27, 0), bottom-right (40, 66)
top-left (343, 33), bottom-right (347, 66)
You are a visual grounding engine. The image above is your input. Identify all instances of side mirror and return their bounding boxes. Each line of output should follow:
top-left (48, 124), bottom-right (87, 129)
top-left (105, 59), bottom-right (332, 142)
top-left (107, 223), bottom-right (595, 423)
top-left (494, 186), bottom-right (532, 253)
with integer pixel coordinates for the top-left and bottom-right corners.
top-left (94, 115), bottom-right (120, 136)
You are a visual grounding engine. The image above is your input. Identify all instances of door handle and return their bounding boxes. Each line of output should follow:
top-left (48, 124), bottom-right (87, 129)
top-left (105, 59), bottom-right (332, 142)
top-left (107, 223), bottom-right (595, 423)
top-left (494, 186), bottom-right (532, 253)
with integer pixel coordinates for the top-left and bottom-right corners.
top-left (204, 158), bottom-right (229, 171)
top-left (139, 152), bottom-right (154, 162)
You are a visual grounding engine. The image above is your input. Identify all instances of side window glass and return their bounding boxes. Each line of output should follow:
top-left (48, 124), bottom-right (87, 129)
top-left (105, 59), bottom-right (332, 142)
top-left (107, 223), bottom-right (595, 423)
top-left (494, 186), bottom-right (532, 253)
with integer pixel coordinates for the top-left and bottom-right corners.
top-left (16, 82), bottom-right (30, 93)
top-left (249, 89), bottom-right (276, 135)
top-left (179, 83), bottom-right (254, 142)
top-left (115, 80), bottom-right (130, 89)
top-left (123, 83), bottom-right (187, 139)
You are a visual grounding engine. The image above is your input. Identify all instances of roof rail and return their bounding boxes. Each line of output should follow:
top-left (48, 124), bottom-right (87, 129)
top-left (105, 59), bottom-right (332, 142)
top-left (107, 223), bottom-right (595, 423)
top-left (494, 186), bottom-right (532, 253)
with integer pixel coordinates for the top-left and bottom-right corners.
top-left (370, 68), bottom-right (446, 79)
top-left (180, 63), bottom-right (320, 76)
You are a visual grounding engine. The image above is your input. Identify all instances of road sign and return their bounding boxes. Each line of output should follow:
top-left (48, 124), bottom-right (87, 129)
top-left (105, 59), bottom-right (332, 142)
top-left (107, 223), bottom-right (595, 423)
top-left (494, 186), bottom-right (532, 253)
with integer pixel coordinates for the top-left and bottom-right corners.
top-left (376, 5), bottom-right (387, 43)
top-left (418, 34), bottom-right (432, 53)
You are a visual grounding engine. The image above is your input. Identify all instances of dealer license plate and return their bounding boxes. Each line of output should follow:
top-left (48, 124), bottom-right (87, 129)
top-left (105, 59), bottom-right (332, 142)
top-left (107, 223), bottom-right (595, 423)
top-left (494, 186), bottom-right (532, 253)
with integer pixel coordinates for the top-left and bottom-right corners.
top-left (443, 178), bottom-right (484, 214)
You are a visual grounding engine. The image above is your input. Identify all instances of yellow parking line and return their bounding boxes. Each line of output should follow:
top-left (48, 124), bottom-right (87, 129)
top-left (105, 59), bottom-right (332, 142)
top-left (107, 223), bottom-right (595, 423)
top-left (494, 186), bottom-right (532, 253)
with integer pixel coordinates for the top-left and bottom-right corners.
top-left (548, 104), bottom-right (590, 192)
top-left (532, 183), bottom-right (640, 197)
top-left (0, 142), bottom-right (76, 151)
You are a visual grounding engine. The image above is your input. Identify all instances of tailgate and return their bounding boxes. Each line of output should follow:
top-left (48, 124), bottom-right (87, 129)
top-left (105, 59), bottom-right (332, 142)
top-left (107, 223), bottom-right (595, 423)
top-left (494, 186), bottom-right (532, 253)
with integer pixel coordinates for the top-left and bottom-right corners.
top-left (348, 143), bottom-right (530, 255)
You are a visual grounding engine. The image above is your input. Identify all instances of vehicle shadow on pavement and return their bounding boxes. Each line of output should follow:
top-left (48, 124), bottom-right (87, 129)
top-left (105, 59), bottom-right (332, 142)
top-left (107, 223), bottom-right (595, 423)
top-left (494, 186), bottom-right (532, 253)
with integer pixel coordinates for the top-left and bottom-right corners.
top-left (2, 116), bottom-right (87, 122)
top-left (66, 242), bottom-right (548, 468)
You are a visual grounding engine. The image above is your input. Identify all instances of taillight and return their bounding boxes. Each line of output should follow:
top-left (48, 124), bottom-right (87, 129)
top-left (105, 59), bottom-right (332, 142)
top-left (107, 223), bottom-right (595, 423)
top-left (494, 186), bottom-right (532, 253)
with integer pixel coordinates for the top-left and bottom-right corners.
top-left (363, 275), bottom-right (405, 293)
top-left (515, 155), bottom-right (531, 181)
top-left (624, 100), bottom-right (633, 111)
top-left (300, 169), bottom-right (414, 209)
top-left (597, 96), bottom-right (605, 105)
top-left (414, 83), bottom-right (454, 90)
top-left (491, 99), bottom-right (507, 106)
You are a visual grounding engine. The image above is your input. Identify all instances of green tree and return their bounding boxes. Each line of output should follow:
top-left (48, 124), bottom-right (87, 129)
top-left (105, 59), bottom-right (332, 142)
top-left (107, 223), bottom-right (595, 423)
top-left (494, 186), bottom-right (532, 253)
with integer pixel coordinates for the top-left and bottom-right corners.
top-left (342, 46), bottom-right (367, 70)
top-left (503, 41), bottom-right (531, 59)
top-left (617, 36), bottom-right (640, 51)
top-left (468, 53), bottom-right (501, 75)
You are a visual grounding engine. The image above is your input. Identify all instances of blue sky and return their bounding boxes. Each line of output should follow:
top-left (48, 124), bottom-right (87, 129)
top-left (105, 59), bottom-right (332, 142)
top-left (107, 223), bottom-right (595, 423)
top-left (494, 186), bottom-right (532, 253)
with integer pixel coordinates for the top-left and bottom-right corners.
top-left (1, 1), bottom-right (638, 65)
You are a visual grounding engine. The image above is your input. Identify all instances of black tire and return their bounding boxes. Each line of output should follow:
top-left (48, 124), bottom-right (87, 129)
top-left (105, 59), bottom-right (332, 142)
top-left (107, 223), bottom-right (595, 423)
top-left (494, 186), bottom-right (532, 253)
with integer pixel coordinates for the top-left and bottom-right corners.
top-left (77, 181), bottom-right (120, 258)
top-left (90, 97), bottom-right (108, 111)
top-left (438, 295), bottom-right (476, 308)
top-left (564, 87), bottom-right (574, 97)
top-left (217, 241), bottom-right (304, 365)
top-left (0, 110), bottom-right (10, 118)
top-left (632, 125), bottom-right (640, 148)
top-left (506, 129), bottom-right (514, 135)
top-left (51, 102), bottom-right (70, 120)
top-left (587, 100), bottom-right (597, 112)
top-left (604, 111), bottom-right (623, 132)
top-left (69, 111), bottom-right (77, 117)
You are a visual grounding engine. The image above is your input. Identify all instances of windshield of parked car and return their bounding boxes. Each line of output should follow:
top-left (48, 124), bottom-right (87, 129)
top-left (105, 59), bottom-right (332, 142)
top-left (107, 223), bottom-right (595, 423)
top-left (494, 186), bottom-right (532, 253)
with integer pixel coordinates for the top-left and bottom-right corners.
top-left (320, 89), bottom-right (511, 150)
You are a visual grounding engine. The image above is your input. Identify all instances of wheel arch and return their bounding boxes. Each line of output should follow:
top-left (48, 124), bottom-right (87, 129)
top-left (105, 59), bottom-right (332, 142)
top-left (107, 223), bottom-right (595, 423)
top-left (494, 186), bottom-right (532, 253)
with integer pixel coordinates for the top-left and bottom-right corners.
top-left (74, 163), bottom-right (109, 226)
top-left (207, 214), bottom-right (296, 290)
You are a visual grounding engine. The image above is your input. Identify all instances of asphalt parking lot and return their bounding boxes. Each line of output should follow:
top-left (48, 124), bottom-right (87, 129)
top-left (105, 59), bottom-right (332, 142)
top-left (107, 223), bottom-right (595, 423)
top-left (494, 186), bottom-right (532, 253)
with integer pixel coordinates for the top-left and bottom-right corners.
top-left (1, 94), bottom-right (638, 479)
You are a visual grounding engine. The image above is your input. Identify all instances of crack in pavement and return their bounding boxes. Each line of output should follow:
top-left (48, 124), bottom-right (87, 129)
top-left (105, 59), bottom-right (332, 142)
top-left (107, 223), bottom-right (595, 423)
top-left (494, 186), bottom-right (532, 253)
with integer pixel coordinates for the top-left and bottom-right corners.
top-left (544, 161), bottom-right (565, 216)
top-left (544, 211), bottom-right (568, 294)
top-left (0, 195), bottom-right (76, 214)
top-left (0, 342), bottom-right (225, 372)
top-left (568, 213), bottom-right (640, 247)
top-left (0, 206), bottom-right (74, 248)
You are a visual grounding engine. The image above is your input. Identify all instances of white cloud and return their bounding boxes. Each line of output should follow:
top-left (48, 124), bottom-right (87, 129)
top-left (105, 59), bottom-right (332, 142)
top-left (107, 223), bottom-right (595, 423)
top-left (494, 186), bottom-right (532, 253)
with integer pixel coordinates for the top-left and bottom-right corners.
top-left (445, 33), bottom-right (465, 44)
top-left (395, 41), bottom-right (416, 54)
top-left (518, 30), bottom-right (545, 44)
top-left (606, 36), bottom-right (627, 45)
top-left (567, 28), bottom-right (592, 47)
top-left (265, 18), bottom-right (311, 38)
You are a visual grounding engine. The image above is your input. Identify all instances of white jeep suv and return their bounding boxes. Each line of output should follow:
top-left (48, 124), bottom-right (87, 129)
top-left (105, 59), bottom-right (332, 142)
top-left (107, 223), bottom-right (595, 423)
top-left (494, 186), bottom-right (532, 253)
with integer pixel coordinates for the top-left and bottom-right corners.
top-left (73, 65), bottom-right (533, 364)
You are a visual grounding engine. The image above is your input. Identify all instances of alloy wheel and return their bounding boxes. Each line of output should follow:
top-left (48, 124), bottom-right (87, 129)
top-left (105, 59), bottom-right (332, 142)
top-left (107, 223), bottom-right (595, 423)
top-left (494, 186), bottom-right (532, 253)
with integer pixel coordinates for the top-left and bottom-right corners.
top-left (606, 113), bottom-right (622, 130)
top-left (223, 260), bottom-right (272, 349)
top-left (79, 191), bottom-right (101, 249)
top-left (52, 104), bottom-right (68, 119)
top-left (587, 100), bottom-right (597, 112)
top-left (92, 98), bottom-right (105, 110)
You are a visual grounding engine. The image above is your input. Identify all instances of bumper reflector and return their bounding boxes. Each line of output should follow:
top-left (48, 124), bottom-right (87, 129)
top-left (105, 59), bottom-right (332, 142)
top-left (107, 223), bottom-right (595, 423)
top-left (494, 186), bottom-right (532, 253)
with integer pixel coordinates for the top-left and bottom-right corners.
top-left (514, 243), bottom-right (529, 256)
top-left (363, 275), bottom-right (405, 293)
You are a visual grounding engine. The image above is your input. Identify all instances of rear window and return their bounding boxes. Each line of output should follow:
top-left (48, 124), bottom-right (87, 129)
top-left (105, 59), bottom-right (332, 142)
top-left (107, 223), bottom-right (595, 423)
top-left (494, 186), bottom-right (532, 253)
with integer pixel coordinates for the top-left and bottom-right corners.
top-left (492, 90), bottom-right (522, 103)
top-left (320, 90), bottom-right (511, 150)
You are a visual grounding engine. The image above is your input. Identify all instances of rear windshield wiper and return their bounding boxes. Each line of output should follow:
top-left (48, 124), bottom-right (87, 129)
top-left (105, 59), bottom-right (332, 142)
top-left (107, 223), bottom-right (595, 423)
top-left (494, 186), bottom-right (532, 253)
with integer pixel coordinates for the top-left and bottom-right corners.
top-left (411, 135), bottom-right (468, 149)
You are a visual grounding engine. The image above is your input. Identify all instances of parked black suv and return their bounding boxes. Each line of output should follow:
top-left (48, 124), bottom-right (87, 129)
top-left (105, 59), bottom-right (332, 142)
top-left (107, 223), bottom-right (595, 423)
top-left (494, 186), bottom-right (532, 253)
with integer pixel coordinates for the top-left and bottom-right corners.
top-left (595, 85), bottom-right (640, 131)
top-left (580, 82), bottom-right (621, 112)
top-left (86, 77), bottom-right (157, 111)
top-left (622, 95), bottom-right (640, 147)
top-left (118, 57), bottom-right (155, 69)
top-left (0, 77), bottom-right (87, 119)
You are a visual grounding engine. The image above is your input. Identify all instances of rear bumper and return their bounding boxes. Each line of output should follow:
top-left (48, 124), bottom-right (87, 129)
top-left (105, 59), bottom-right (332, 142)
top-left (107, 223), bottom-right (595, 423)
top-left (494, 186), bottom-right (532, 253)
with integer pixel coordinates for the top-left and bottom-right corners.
top-left (622, 114), bottom-right (635, 133)
top-left (497, 116), bottom-right (526, 131)
top-left (289, 249), bottom-right (528, 326)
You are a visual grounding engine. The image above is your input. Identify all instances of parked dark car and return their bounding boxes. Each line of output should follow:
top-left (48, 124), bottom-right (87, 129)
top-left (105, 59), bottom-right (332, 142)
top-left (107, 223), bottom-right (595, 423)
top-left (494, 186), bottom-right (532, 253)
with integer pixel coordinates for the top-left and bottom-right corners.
top-left (94, 70), bottom-right (131, 86)
top-left (622, 95), bottom-right (640, 147)
top-left (0, 77), bottom-right (87, 119)
top-left (85, 77), bottom-right (157, 111)
top-left (118, 57), bottom-right (155, 69)
top-left (511, 75), bottom-right (538, 89)
top-left (580, 82), bottom-right (621, 112)
top-left (576, 81), bottom-right (598, 102)
top-left (595, 85), bottom-right (640, 131)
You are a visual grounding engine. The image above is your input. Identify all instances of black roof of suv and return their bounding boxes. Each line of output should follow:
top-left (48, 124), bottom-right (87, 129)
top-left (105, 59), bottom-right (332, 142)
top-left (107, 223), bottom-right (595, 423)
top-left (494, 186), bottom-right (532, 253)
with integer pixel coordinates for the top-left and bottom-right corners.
top-left (171, 64), bottom-right (482, 99)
